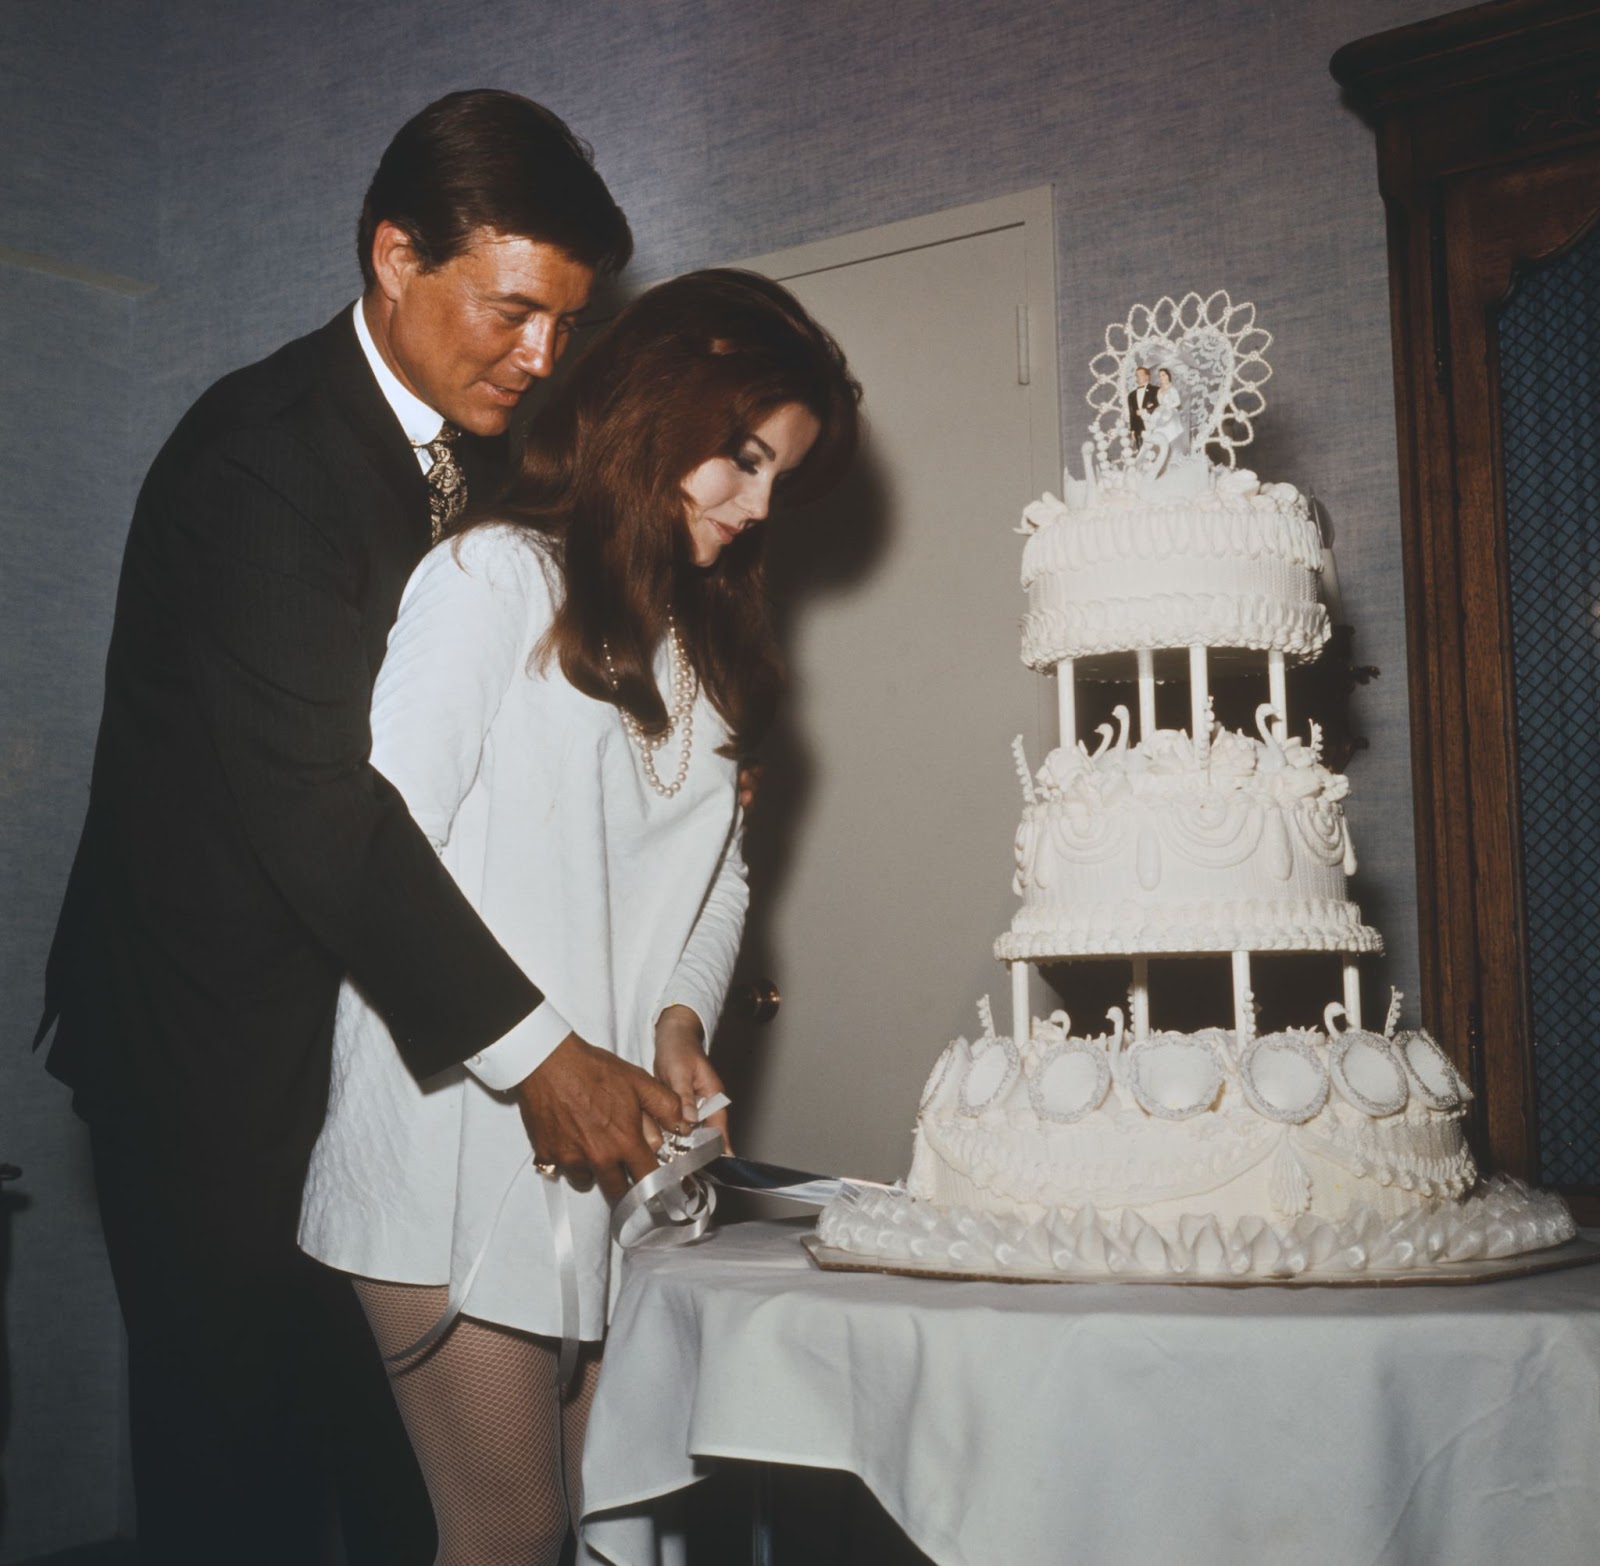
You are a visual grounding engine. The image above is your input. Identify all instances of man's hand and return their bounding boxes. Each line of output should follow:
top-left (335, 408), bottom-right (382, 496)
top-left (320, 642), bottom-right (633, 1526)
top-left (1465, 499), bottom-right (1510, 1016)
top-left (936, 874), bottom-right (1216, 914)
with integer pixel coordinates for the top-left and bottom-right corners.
top-left (515, 1033), bottom-right (686, 1203)
top-left (653, 1005), bottom-right (730, 1152)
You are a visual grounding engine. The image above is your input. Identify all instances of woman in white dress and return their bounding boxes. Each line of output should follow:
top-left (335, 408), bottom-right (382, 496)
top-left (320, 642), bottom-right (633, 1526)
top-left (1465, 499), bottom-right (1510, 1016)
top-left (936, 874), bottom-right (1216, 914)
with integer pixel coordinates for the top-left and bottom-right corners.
top-left (1143, 365), bottom-right (1190, 467)
top-left (298, 269), bottom-right (860, 1566)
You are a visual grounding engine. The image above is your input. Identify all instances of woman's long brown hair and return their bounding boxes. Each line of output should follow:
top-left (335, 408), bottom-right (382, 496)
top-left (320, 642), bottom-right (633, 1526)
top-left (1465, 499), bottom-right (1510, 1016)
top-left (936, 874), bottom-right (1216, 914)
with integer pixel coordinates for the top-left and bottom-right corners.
top-left (463, 268), bottom-right (860, 759)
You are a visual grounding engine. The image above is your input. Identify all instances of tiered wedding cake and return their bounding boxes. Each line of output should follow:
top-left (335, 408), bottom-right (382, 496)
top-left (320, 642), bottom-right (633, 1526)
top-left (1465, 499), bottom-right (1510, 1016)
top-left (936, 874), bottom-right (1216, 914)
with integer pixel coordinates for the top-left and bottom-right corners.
top-left (818, 293), bottom-right (1574, 1279)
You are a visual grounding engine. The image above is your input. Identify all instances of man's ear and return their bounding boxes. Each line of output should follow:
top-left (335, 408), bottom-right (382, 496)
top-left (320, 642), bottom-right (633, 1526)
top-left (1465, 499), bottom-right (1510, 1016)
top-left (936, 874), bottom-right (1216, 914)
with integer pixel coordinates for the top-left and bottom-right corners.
top-left (369, 220), bottom-right (420, 306)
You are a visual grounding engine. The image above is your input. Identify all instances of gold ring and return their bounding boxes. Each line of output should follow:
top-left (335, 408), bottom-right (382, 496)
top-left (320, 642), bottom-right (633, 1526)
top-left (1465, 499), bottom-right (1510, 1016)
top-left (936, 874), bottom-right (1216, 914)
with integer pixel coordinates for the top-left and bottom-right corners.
top-left (533, 1158), bottom-right (558, 1178)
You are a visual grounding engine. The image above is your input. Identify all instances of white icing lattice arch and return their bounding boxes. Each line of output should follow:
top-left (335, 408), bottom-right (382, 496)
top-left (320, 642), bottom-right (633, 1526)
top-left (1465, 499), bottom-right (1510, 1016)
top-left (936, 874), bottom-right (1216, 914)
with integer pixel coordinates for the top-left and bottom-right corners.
top-left (1087, 291), bottom-right (1272, 469)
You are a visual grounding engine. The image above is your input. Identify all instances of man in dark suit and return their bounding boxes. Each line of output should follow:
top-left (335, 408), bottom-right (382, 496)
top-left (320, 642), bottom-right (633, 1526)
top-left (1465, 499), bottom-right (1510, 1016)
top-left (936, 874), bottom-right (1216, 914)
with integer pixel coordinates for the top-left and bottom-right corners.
top-left (1128, 364), bottom-right (1158, 452)
top-left (38, 90), bottom-right (685, 1565)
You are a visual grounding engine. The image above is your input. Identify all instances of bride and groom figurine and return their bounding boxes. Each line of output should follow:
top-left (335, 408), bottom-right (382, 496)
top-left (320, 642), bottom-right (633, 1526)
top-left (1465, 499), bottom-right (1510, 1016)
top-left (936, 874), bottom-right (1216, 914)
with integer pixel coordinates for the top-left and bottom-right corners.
top-left (1127, 363), bottom-right (1190, 471)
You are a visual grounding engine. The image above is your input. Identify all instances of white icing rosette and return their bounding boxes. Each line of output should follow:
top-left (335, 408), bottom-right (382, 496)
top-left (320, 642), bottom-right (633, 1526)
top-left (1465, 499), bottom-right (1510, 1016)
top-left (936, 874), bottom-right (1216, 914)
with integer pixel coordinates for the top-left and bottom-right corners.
top-left (1238, 1030), bottom-right (1331, 1124)
top-left (1126, 1029), bottom-right (1227, 1120)
top-left (1394, 1029), bottom-right (1473, 1111)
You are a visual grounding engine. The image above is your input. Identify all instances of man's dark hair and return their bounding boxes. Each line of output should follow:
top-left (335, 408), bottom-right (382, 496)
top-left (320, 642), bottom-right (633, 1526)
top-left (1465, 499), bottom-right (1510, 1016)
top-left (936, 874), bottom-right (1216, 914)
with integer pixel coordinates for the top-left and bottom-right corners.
top-left (357, 89), bottom-right (633, 288)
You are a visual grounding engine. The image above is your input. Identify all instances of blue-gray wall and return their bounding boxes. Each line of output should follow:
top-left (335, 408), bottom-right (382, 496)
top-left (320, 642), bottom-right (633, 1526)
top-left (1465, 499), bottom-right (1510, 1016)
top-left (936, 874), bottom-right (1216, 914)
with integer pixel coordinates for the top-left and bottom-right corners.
top-left (2, 1), bottom-right (1447, 1555)
top-left (3, 2), bottom-right (158, 1555)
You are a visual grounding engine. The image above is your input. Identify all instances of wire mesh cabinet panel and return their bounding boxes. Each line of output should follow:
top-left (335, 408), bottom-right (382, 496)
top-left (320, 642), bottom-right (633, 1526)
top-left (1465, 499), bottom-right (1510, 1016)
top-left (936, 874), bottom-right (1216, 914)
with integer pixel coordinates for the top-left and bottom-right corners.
top-left (1501, 229), bottom-right (1600, 1188)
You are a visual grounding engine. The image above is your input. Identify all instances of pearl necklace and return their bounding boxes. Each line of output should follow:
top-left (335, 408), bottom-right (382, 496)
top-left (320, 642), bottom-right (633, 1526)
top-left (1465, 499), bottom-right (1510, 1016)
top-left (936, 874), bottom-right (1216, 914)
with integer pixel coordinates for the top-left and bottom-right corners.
top-left (603, 615), bottom-right (697, 798)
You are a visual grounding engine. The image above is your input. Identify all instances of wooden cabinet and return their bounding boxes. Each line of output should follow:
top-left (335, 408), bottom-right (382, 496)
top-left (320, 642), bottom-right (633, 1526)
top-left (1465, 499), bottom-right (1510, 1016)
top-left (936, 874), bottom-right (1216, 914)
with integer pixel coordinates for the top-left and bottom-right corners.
top-left (1332, 1), bottom-right (1600, 1219)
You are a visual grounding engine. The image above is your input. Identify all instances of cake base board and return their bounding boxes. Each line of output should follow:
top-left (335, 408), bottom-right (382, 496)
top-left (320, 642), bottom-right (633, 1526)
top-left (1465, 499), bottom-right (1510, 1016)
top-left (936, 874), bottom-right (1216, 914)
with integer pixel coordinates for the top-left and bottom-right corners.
top-left (801, 1231), bottom-right (1600, 1289)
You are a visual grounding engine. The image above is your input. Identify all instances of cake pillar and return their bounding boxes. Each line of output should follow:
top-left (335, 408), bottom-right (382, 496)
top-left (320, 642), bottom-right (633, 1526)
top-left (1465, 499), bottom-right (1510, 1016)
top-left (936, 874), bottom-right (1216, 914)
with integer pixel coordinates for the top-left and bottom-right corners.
top-left (1342, 957), bottom-right (1362, 1029)
top-left (1231, 950), bottom-right (1253, 1046)
top-left (1267, 649), bottom-right (1288, 731)
top-left (1136, 649), bottom-right (1157, 740)
top-left (1130, 956), bottom-right (1149, 1043)
top-left (1189, 644), bottom-right (1209, 753)
top-left (1057, 659), bottom-right (1076, 751)
top-left (1010, 960), bottom-right (1030, 1046)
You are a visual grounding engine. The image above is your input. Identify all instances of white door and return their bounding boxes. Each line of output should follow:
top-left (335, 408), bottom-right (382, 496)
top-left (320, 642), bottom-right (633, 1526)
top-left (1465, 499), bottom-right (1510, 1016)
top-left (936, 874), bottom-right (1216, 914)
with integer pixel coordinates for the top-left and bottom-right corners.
top-left (722, 192), bottom-right (1061, 1182)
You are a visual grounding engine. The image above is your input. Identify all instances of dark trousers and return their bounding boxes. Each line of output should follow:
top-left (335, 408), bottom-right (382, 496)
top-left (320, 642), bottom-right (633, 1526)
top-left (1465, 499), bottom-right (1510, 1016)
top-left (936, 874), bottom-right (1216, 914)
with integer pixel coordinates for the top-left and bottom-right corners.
top-left (91, 1126), bottom-right (435, 1566)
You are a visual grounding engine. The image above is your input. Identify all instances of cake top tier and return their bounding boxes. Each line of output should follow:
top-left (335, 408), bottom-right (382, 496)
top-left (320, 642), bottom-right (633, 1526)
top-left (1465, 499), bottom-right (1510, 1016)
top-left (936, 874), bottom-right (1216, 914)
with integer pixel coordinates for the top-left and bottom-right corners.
top-left (1078, 290), bottom-right (1273, 503)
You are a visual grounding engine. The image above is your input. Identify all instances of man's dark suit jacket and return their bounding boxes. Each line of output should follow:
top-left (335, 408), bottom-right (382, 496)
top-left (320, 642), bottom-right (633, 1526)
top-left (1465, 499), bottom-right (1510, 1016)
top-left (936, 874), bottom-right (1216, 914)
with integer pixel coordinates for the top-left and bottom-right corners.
top-left (41, 311), bottom-right (543, 1173)
top-left (1128, 383), bottom-right (1159, 437)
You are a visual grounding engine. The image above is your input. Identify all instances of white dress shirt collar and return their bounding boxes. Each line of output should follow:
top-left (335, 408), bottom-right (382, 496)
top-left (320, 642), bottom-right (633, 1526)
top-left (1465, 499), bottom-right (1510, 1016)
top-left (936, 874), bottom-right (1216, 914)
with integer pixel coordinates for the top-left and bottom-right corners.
top-left (351, 299), bottom-right (447, 450)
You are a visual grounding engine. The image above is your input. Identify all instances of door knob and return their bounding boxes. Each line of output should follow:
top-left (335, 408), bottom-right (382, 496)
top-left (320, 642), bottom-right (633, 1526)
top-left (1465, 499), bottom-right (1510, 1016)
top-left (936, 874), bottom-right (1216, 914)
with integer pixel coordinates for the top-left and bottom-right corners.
top-left (728, 980), bottom-right (781, 1024)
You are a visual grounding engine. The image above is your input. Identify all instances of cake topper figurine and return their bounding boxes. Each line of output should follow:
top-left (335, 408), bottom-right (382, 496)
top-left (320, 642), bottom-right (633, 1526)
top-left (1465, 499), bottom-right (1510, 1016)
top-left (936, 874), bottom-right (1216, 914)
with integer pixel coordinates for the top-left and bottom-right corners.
top-left (1084, 290), bottom-right (1273, 489)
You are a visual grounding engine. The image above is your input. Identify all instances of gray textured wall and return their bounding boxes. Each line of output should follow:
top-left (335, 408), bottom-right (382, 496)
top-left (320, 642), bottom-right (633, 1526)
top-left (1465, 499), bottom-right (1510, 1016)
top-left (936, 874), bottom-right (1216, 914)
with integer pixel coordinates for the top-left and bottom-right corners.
top-left (3, 2), bottom-right (156, 1555)
top-left (3, 0), bottom-right (1447, 1555)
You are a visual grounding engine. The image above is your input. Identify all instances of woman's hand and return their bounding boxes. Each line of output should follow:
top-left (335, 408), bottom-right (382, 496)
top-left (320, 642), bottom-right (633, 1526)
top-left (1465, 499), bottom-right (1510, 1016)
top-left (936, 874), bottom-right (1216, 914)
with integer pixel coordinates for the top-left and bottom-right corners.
top-left (736, 763), bottom-right (764, 813)
top-left (653, 1005), bottom-right (731, 1152)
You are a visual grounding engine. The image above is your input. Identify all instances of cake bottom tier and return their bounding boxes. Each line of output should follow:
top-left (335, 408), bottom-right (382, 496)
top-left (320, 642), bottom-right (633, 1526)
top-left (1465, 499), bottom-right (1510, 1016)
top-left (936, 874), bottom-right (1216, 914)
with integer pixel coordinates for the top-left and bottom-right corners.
top-left (817, 1177), bottom-right (1575, 1281)
top-left (832, 1014), bottom-right (1576, 1280)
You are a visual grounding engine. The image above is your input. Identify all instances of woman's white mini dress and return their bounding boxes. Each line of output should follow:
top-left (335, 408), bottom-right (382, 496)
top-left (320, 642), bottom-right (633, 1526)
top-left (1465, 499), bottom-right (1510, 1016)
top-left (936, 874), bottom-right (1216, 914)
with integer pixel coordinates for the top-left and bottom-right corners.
top-left (298, 525), bottom-right (747, 1339)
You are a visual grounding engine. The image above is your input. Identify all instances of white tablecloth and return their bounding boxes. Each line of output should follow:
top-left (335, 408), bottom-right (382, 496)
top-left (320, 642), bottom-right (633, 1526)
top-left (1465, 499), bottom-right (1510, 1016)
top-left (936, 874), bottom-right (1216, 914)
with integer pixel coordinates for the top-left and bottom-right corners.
top-left (580, 1219), bottom-right (1600, 1566)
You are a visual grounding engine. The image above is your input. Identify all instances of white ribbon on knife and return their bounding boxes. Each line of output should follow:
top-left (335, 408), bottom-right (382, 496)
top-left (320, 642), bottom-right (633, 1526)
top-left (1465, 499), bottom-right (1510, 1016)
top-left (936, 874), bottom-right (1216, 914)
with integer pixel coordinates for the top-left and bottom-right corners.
top-left (386, 1092), bottom-right (733, 1391)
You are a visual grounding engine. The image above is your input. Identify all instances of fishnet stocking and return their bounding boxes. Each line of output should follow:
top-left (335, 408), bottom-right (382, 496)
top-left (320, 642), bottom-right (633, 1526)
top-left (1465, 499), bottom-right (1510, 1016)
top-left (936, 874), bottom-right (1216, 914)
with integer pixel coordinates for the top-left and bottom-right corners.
top-left (353, 1278), bottom-right (601, 1566)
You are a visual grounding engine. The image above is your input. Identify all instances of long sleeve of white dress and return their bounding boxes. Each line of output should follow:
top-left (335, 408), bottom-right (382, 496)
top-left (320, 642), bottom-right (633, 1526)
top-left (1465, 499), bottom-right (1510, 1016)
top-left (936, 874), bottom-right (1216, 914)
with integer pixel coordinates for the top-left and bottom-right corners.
top-left (659, 816), bottom-right (748, 1043)
top-left (368, 529), bottom-right (574, 1084)
top-left (299, 525), bottom-right (748, 1336)
top-left (367, 535), bottom-right (528, 847)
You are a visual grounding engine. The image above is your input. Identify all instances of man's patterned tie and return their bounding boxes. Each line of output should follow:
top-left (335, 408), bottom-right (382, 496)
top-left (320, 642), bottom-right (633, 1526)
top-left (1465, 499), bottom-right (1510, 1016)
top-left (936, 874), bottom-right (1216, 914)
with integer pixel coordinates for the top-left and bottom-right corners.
top-left (418, 424), bottom-right (467, 543)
